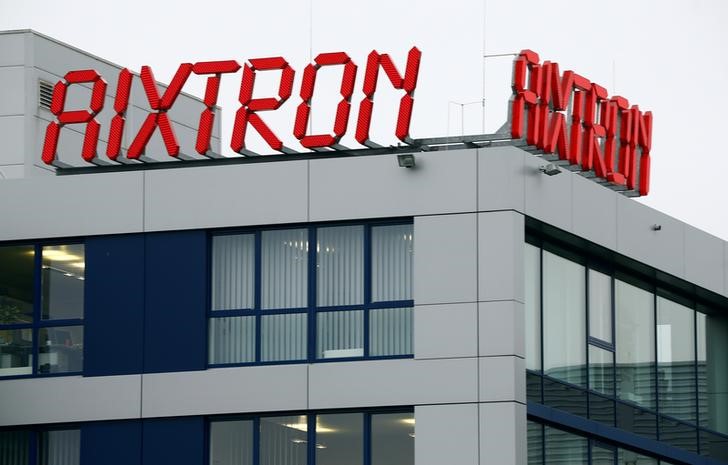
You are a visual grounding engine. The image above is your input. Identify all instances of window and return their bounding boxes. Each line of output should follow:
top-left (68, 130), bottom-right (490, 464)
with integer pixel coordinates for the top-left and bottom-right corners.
top-left (0, 428), bottom-right (80, 465)
top-left (209, 410), bottom-right (414, 465)
top-left (525, 239), bottom-right (728, 458)
top-left (209, 222), bottom-right (413, 365)
top-left (0, 243), bottom-right (84, 377)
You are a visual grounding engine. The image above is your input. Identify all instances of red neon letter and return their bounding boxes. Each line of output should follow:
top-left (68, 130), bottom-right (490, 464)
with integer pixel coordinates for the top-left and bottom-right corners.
top-left (510, 50), bottom-right (540, 139)
top-left (192, 60), bottom-right (241, 156)
top-left (127, 64), bottom-right (193, 159)
top-left (355, 47), bottom-right (421, 146)
top-left (106, 68), bottom-right (133, 161)
top-left (294, 52), bottom-right (357, 149)
top-left (41, 70), bottom-right (107, 166)
top-left (231, 57), bottom-right (295, 155)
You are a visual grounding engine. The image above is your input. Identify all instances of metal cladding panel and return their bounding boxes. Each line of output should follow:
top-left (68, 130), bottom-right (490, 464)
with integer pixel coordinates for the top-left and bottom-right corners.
top-left (85, 234), bottom-right (145, 376)
top-left (143, 230), bottom-right (207, 373)
top-left (309, 149), bottom-right (477, 221)
top-left (413, 214), bottom-right (478, 305)
top-left (143, 161), bottom-right (308, 231)
top-left (308, 358), bottom-right (478, 409)
top-left (414, 303), bottom-right (478, 359)
top-left (142, 417), bottom-right (204, 465)
top-left (684, 224), bottom-right (725, 295)
top-left (479, 402), bottom-right (526, 465)
top-left (616, 194), bottom-right (686, 280)
top-left (0, 172), bottom-right (144, 241)
top-left (477, 145), bottom-right (526, 212)
top-left (478, 211), bottom-right (525, 303)
top-left (0, 67), bottom-right (25, 115)
top-left (571, 173), bottom-right (618, 250)
top-left (0, 32), bottom-right (26, 65)
top-left (478, 300), bottom-right (525, 358)
top-left (415, 404), bottom-right (479, 465)
top-left (141, 365), bottom-right (308, 418)
top-left (0, 115), bottom-right (25, 165)
top-left (0, 375), bottom-right (141, 426)
top-left (478, 355), bottom-right (526, 403)
top-left (81, 420), bottom-right (142, 465)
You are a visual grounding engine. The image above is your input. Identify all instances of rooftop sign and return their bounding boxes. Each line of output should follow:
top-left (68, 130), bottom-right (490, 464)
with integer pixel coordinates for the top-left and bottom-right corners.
top-left (41, 47), bottom-right (421, 166)
top-left (509, 50), bottom-right (652, 195)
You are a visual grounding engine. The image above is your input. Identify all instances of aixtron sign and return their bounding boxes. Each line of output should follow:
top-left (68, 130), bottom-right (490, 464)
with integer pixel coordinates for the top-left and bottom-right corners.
top-left (509, 50), bottom-right (653, 196)
top-left (41, 47), bottom-right (422, 166)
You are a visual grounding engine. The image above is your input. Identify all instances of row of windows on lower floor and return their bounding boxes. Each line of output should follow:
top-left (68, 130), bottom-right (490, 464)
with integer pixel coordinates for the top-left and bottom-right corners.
top-left (0, 410), bottom-right (414, 465)
top-left (0, 221), bottom-right (414, 378)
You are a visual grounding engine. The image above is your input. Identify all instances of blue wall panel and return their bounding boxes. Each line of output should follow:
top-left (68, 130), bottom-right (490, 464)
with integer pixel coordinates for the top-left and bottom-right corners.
top-left (81, 420), bottom-right (141, 465)
top-left (142, 417), bottom-right (205, 465)
top-left (144, 231), bottom-right (207, 373)
top-left (85, 234), bottom-right (145, 376)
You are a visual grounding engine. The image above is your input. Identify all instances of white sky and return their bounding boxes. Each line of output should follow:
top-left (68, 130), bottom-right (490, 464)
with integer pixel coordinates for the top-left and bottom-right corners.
top-left (2, 0), bottom-right (727, 239)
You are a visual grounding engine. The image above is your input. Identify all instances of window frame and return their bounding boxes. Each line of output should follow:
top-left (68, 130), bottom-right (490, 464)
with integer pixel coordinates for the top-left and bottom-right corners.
top-left (0, 240), bottom-right (85, 379)
top-left (207, 219), bottom-right (414, 367)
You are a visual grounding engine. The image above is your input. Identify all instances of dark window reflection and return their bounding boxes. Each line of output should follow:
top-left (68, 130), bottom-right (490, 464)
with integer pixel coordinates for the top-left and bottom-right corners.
top-left (316, 413), bottom-right (363, 465)
top-left (260, 416), bottom-right (308, 465)
top-left (371, 412), bottom-right (414, 465)
top-left (38, 326), bottom-right (83, 374)
top-left (0, 245), bottom-right (34, 324)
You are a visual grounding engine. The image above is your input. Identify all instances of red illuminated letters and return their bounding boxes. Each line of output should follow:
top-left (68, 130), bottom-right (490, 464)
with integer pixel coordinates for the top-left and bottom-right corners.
top-left (510, 50), bottom-right (652, 195)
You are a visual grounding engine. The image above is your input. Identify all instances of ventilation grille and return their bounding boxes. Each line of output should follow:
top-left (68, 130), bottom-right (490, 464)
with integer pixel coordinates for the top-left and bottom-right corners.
top-left (39, 81), bottom-right (54, 110)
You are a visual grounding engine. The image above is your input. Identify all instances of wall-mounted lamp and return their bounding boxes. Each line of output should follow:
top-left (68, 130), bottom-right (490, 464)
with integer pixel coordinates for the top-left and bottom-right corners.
top-left (652, 224), bottom-right (662, 231)
top-left (539, 163), bottom-right (561, 176)
top-left (397, 154), bottom-right (416, 168)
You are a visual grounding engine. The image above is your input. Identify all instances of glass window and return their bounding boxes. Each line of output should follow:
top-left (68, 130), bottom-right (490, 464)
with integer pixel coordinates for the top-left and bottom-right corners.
top-left (543, 251), bottom-right (586, 386)
top-left (544, 426), bottom-right (588, 464)
top-left (209, 316), bottom-right (255, 364)
top-left (369, 307), bottom-right (413, 357)
top-left (40, 429), bottom-right (80, 465)
top-left (209, 222), bottom-right (413, 365)
top-left (589, 270), bottom-right (612, 343)
top-left (41, 245), bottom-right (85, 320)
top-left (317, 226), bottom-right (363, 306)
top-left (697, 309), bottom-right (728, 435)
top-left (617, 448), bottom-right (657, 465)
top-left (525, 243), bottom-right (541, 371)
top-left (0, 243), bottom-right (84, 378)
top-left (260, 416), bottom-right (308, 465)
top-left (38, 326), bottom-right (83, 374)
top-left (317, 311), bottom-right (363, 359)
top-left (371, 224), bottom-right (413, 302)
top-left (0, 430), bottom-right (30, 465)
top-left (656, 297), bottom-right (695, 423)
top-left (209, 420), bottom-right (253, 465)
top-left (615, 280), bottom-right (655, 410)
top-left (371, 412), bottom-right (414, 465)
top-left (589, 345), bottom-right (614, 396)
top-left (591, 443), bottom-right (615, 465)
top-left (212, 234), bottom-right (255, 311)
top-left (316, 413), bottom-right (363, 465)
top-left (262, 229), bottom-right (308, 310)
top-left (527, 420), bottom-right (543, 465)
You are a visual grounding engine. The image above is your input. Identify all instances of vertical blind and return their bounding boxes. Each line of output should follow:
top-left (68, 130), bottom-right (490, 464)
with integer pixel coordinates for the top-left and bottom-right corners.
top-left (0, 431), bottom-right (29, 465)
top-left (212, 235), bottom-right (255, 310)
top-left (41, 430), bottom-right (80, 465)
top-left (262, 229), bottom-right (308, 310)
top-left (209, 420), bottom-right (254, 465)
top-left (209, 316), bottom-right (255, 364)
top-left (317, 225), bottom-right (364, 307)
top-left (371, 225), bottom-right (413, 302)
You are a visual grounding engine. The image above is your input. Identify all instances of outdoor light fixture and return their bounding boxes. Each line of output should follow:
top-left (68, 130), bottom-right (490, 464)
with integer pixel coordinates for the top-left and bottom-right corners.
top-left (539, 163), bottom-right (561, 176)
top-left (397, 154), bottom-right (416, 168)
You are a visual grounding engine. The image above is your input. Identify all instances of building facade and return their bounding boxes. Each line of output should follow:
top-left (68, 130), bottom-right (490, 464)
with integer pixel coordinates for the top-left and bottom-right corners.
top-left (0, 30), bottom-right (727, 465)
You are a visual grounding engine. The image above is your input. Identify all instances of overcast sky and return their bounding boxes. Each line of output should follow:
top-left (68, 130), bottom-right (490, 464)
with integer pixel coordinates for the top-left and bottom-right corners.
top-left (2, 0), bottom-right (727, 239)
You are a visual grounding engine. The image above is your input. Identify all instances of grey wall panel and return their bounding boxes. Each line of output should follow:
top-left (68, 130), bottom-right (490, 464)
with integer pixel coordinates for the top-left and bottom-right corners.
top-left (571, 174), bottom-right (618, 250)
top-left (0, 172), bottom-right (144, 241)
top-left (479, 356), bottom-right (525, 404)
top-left (141, 365), bottom-right (308, 418)
top-left (478, 211), bottom-right (525, 302)
top-left (479, 402), bottom-right (526, 465)
top-left (0, 375), bottom-right (141, 426)
top-left (477, 145), bottom-right (526, 212)
top-left (684, 224), bottom-right (725, 295)
top-left (524, 153), bottom-right (572, 232)
top-left (414, 214), bottom-right (478, 305)
top-left (308, 358), bottom-right (478, 408)
top-left (32, 35), bottom-right (122, 87)
top-left (478, 300), bottom-right (524, 358)
top-left (616, 195), bottom-right (686, 279)
top-left (0, 164), bottom-right (24, 179)
top-left (0, 32), bottom-right (26, 65)
top-left (414, 303), bottom-right (478, 359)
top-left (415, 404), bottom-right (478, 465)
top-left (0, 116), bottom-right (25, 165)
top-left (309, 149), bottom-right (477, 221)
top-left (143, 160), bottom-right (308, 231)
top-left (0, 67), bottom-right (25, 115)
